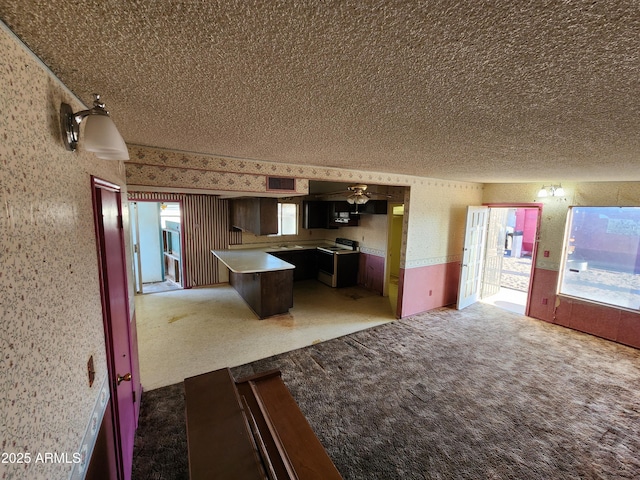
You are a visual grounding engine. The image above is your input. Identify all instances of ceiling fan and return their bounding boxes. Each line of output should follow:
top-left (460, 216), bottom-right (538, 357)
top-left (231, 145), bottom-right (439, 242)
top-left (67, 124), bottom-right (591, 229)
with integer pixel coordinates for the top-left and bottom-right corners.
top-left (345, 184), bottom-right (371, 205)
top-left (314, 184), bottom-right (393, 213)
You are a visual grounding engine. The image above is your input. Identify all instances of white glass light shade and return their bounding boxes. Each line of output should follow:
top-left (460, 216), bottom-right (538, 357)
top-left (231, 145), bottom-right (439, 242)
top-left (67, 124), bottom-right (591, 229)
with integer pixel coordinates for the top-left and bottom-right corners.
top-left (84, 114), bottom-right (129, 160)
top-left (554, 186), bottom-right (565, 196)
top-left (537, 187), bottom-right (548, 198)
top-left (95, 151), bottom-right (130, 160)
top-left (347, 196), bottom-right (356, 204)
top-left (355, 195), bottom-right (369, 204)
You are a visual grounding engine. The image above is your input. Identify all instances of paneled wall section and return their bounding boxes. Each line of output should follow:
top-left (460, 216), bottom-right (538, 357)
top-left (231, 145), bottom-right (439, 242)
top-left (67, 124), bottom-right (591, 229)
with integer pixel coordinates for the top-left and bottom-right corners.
top-left (128, 192), bottom-right (241, 287)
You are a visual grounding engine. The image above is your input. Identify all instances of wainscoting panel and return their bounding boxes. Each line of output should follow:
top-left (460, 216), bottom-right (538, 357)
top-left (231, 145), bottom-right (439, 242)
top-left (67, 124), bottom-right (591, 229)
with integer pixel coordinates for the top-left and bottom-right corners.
top-left (527, 268), bottom-right (558, 321)
top-left (398, 261), bottom-right (461, 317)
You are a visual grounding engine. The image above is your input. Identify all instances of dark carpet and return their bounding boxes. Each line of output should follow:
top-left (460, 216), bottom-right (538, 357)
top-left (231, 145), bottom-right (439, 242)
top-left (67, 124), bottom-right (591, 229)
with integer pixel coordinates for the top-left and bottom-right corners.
top-left (132, 303), bottom-right (640, 479)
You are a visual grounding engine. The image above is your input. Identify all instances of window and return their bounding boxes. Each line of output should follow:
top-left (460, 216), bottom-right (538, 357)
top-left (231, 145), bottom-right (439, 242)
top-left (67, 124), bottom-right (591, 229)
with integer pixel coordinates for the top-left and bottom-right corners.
top-left (275, 202), bottom-right (298, 236)
top-left (559, 206), bottom-right (640, 310)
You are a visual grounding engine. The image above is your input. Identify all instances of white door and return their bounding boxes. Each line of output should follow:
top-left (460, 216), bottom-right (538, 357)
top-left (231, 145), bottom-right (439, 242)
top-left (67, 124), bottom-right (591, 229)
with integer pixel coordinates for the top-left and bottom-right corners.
top-left (457, 206), bottom-right (489, 309)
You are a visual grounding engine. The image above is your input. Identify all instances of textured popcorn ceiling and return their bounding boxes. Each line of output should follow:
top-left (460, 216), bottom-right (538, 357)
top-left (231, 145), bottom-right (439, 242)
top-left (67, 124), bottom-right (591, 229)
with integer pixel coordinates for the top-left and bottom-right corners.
top-left (1, 1), bottom-right (639, 182)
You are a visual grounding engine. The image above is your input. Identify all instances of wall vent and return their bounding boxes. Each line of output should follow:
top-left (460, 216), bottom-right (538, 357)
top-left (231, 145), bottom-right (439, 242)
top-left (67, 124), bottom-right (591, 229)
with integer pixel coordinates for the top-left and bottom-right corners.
top-left (266, 176), bottom-right (296, 192)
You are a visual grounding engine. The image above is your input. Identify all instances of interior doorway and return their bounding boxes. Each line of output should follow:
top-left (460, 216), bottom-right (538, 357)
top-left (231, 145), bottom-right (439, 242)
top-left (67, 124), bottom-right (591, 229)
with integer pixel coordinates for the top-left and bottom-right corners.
top-left (386, 203), bottom-right (404, 317)
top-left (129, 201), bottom-right (183, 294)
top-left (458, 204), bottom-right (541, 315)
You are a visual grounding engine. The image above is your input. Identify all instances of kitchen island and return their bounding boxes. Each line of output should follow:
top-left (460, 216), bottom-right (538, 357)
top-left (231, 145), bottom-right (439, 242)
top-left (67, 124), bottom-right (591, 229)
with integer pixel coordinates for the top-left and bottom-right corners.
top-left (212, 249), bottom-right (295, 319)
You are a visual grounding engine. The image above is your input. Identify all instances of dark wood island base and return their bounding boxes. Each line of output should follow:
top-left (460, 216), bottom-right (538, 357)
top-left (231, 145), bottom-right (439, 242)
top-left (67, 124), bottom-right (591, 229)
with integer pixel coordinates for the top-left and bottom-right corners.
top-left (230, 269), bottom-right (294, 319)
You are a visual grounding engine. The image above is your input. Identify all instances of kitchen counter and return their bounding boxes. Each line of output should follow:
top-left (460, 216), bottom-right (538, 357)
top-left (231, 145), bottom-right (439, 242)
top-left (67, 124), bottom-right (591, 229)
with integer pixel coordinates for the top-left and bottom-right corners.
top-left (212, 249), bottom-right (295, 319)
top-left (212, 249), bottom-right (295, 273)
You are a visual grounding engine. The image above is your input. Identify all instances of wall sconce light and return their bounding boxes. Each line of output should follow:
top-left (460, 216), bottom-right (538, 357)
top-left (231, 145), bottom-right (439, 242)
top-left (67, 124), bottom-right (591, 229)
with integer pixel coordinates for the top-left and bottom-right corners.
top-left (60, 94), bottom-right (129, 160)
top-left (537, 184), bottom-right (565, 197)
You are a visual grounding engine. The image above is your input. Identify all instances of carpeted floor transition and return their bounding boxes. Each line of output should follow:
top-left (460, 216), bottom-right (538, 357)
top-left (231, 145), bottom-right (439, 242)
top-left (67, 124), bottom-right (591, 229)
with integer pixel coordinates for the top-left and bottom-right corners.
top-left (132, 303), bottom-right (640, 479)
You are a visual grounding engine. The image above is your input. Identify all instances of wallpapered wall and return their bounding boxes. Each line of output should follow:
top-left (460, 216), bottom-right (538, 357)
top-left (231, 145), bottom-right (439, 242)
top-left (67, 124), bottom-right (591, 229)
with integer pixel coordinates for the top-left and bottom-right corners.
top-left (0, 26), bottom-right (129, 479)
top-left (404, 180), bottom-right (484, 268)
top-left (127, 144), bottom-right (484, 269)
top-left (237, 196), bottom-right (391, 258)
top-left (482, 182), bottom-right (640, 271)
top-left (483, 182), bottom-right (640, 346)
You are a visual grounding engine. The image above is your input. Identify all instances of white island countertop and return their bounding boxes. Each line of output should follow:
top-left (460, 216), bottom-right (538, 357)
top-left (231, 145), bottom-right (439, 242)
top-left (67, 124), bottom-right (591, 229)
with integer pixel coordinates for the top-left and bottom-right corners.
top-left (212, 249), bottom-right (295, 274)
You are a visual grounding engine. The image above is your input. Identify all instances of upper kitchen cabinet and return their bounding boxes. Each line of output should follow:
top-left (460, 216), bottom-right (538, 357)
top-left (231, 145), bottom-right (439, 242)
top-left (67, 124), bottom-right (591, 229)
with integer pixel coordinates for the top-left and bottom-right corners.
top-left (361, 200), bottom-right (388, 215)
top-left (302, 199), bottom-right (388, 229)
top-left (231, 197), bottom-right (278, 235)
top-left (303, 201), bottom-right (330, 229)
top-left (329, 201), bottom-right (361, 227)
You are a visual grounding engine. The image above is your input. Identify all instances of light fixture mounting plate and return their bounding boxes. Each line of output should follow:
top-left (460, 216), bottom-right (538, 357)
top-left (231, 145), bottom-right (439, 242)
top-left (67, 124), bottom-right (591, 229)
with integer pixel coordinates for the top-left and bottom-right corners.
top-left (60, 102), bottom-right (79, 151)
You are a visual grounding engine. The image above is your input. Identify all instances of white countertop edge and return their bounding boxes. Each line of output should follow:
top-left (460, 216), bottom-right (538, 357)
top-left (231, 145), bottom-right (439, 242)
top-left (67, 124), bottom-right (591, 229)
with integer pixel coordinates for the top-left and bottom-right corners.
top-left (212, 249), bottom-right (295, 273)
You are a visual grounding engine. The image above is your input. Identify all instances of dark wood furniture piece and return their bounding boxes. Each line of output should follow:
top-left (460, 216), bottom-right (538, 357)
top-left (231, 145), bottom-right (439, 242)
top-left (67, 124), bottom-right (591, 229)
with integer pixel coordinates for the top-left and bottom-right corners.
top-left (230, 269), bottom-right (294, 318)
top-left (184, 368), bottom-right (343, 480)
top-left (231, 197), bottom-right (279, 235)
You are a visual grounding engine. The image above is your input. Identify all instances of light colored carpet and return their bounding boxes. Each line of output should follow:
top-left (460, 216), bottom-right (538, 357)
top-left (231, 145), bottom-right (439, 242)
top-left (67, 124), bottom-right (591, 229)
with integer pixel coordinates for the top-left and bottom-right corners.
top-left (135, 280), bottom-right (394, 390)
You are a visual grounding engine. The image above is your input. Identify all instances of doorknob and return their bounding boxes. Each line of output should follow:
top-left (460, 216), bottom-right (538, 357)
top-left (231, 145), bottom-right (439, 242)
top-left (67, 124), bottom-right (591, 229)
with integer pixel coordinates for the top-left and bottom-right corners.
top-left (117, 373), bottom-right (132, 385)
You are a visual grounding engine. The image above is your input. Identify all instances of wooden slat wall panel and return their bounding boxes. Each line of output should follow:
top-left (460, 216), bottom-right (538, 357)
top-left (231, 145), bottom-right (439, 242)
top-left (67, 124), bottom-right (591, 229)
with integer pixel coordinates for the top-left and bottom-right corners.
top-left (183, 195), bottom-right (241, 287)
top-left (128, 192), bottom-right (241, 288)
top-left (128, 192), bottom-right (184, 202)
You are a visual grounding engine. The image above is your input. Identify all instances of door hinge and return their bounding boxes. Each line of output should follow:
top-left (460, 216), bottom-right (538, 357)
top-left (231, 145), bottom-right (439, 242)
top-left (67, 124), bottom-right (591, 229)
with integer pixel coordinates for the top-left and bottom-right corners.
top-left (133, 391), bottom-right (136, 403)
top-left (117, 214), bottom-right (124, 229)
top-left (134, 244), bottom-right (139, 253)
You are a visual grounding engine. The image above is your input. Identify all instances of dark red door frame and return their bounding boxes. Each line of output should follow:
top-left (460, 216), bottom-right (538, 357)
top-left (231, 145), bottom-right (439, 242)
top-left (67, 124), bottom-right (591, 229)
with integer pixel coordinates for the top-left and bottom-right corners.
top-left (92, 176), bottom-right (135, 479)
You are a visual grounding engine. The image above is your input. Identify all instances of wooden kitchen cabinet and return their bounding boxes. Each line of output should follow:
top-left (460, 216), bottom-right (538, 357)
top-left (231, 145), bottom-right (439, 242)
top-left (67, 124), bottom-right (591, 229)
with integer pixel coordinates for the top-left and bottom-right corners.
top-left (231, 197), bottom-right (278, 235)
top-left (270, 249), bottom-right (318, 281)
top-left (361, 200), bottom-right (388, 214)
top-left (358, 253), bottom-right (384, 294)
top-left (328, 201), bottom-right (359, 227)
top-left (303, 201), bottom-right (330, 229)
top-left (230, 269), bottom-right (293, 318)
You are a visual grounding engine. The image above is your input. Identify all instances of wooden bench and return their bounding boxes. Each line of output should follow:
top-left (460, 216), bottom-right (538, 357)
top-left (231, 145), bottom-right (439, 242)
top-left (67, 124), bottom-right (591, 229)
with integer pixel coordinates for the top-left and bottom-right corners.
top-left (184, 368), bottom-right (343, 480)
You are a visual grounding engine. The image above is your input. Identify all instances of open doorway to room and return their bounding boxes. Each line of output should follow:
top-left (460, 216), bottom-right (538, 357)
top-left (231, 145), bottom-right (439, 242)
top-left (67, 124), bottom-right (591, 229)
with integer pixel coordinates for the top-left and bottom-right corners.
top-left (129, 201), bottom-right (183, 294)
top-left (386, 203), bottom-right (405, 317)
top-left (480, 207), bottom-right (538, 315)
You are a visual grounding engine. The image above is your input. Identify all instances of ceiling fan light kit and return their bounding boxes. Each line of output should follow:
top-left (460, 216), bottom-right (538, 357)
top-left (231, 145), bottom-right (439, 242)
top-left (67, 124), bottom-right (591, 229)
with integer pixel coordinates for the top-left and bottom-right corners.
top-left (346, 184), bottom-right (371, 205)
